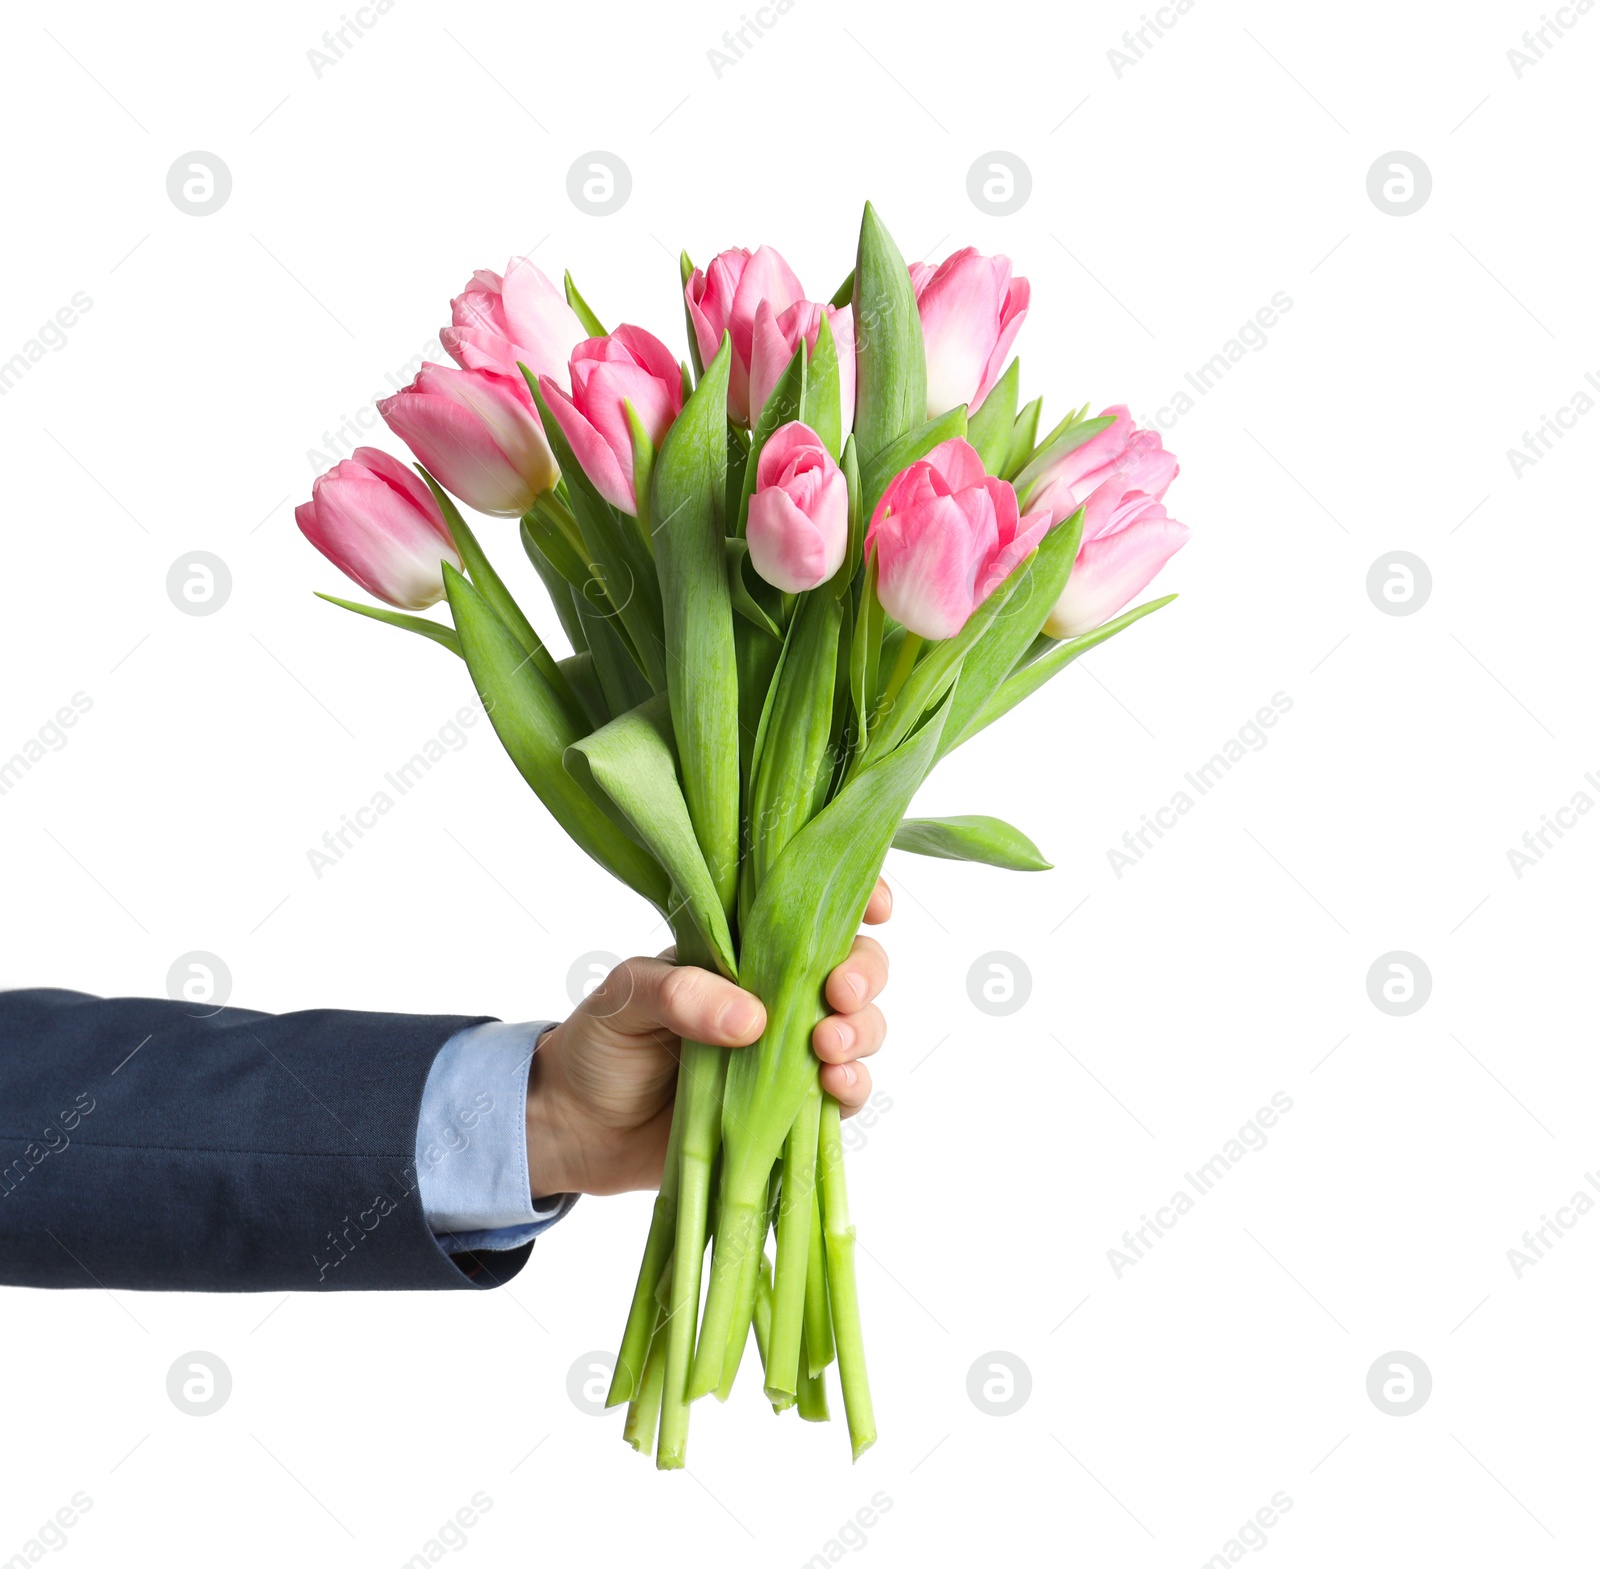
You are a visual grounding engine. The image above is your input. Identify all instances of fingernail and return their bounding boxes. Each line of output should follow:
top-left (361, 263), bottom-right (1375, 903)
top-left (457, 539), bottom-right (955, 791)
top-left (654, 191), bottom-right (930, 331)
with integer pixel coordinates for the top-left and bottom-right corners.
top-left (719, 999), bottom-right (760, 1037)
top-left (839, 1064), bottom-right (857, 1086)
top-left (831, 1020), bottom-right (855, 1054)
top-left (846, 972), bottom-right (867, 1002)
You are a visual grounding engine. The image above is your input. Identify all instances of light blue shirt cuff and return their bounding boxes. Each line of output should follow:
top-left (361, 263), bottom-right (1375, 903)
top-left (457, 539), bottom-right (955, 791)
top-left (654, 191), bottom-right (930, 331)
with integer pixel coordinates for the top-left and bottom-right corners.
top-left (416, 1020), bottom-right (578, 1254)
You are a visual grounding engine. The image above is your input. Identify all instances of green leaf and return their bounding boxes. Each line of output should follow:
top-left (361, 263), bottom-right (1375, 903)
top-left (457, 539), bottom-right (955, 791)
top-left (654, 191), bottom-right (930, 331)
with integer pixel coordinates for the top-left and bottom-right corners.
top-left (519, 517), bottom-right (589, 653)
top-left (936, 506), bottom-right (1085, 758)
top-left (419, 471), bottom-right (587, 732)
top-left (557, 652), bottom-right (609, 729)
top-left (851, 203), bottom-right (927, 464)
top-left (1013, 415), bottom-right (1117, 504)
top-left (858, 547), bottom-right (1033, 770)
top-left (805, 312), bottom-right (842, 460)
top-left (443, 565), bottom-right (668, 909)
top-left (524, 370), bottom-right (667, 690)
top-left (967, 359), bottom-right (1019, 476)
top-left (578, 595), bottom-right (656, 717)
top-left (1003, 397), bottom-right (1043, 480)
top-left (848, 549), bottom-right (883, 768)
top-left (738, 340), bottom-right (807, 536)
top-left (892, 815), bottom-right (1051, 871)
top-left (564, 270), bottom-right (607, 337)
top-left (680, 250), bottom-right (705, 382)
top-left (829, 269), bottom-right (855, 309)
top-left (726, 538), bottom-right (783, 638)
top-left (566, 695), bottom-right (737, 979)
top-left (721, 689), bottom-right (953, 1190)
top-left (859, 406), bottom-right (967, 521)
top-left (624, 399), bottom-right (657, 549)
top-left (746, 588), bottom-right (844, 891)
top-left (832, 434), bottom-right (863, 601)
top-left (651, 333), bottom-right (742, 915)
top-left (956, 594), bottom-right (1179, 749)
top-left (314, 593), bottom-right (461, 657)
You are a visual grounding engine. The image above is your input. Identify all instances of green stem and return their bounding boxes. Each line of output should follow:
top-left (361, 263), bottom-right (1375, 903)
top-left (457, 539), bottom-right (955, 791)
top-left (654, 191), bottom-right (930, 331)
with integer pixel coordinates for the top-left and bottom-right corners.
top-left (765, 1082), bottom-right (821, 1401)
top-left (796, 1323), bottom-right (830, 1423)
top-left (655, 1040), bottom-right (727, 1469)
top-left (879, 630), bottom-right (922, 710)
top-left (686, 1183), bottom-right (765, 1402)
top-left (819, 1096), bottom-right (875, 1460)
top-left (623, 1305), bottom-right (668, 1452)
top-left (608, 1112), bottom-right (682, 1406)
top-left (804, 1181), bottom-right (835, 1377)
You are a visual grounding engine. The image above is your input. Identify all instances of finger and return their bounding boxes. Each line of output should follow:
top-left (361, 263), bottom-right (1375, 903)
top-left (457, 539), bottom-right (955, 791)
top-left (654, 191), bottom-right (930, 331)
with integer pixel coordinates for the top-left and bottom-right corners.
top-left (812, 1003), bottom-right (885, 1065)
top-left (863, 878), bottom-right (892, 925)
top-left (822, 1060), bottom-right (872, 1116)
top-left (825, 934), bottom-right (888, 1014)
top-left (583, 956), bottom-right (765, 1047)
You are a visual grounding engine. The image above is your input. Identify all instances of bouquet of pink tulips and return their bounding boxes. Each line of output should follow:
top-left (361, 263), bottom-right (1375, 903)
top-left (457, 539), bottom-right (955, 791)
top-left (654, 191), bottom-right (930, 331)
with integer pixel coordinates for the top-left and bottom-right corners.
top-left (297, 202), bottom-right (1188, 1465)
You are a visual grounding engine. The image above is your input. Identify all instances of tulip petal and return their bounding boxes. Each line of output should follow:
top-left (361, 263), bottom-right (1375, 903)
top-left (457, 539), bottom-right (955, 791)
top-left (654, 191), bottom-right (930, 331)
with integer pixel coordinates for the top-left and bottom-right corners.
top-left (1044, 511), bottom-right (1190, 638)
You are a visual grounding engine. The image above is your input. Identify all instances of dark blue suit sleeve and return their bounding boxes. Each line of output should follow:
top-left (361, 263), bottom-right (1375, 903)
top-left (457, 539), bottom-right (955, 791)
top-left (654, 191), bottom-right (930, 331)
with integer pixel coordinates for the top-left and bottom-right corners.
top-left (0, 988), bottom-right (533, 1292)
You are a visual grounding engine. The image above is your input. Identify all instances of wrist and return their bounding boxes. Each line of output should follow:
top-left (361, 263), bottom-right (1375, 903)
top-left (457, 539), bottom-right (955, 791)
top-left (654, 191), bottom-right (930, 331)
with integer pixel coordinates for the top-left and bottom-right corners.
top-left (524, 1025), bottom-right (580, 1199)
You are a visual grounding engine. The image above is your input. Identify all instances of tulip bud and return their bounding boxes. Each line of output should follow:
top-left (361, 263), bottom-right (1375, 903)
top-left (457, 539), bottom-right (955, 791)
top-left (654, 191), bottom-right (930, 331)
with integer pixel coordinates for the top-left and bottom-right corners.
top-left (684, 246), bottom-right (806, 424)
top-left (538, 325), bottom-right (683, 514)
top-left (866, 438), bottom-right (1049, 640)
top-left (296, 447), bottom-right (462, 610)
top-left (910, 249), bottom-right (1029, 420)
top-left (442, 258), bottom-right (587, 386)
top-left (749, 299), bottom-right (855, 433)
top-left (1036, 413), bottom-right (1189, 638)
top-left (378, 364), bottom-right (558, 517)
top-left (747, 422), bottom-right (848, 593)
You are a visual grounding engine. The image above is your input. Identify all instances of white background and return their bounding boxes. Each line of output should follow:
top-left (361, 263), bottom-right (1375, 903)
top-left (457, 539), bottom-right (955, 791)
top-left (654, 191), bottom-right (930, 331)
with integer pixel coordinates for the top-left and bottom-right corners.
top-left (2, 0), bottom-right (1595, 1564)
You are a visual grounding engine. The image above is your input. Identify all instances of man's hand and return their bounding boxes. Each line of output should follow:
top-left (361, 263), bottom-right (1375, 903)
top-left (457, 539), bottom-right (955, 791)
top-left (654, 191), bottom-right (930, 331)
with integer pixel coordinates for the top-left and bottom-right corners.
top-left (526, 880), bottom-right (893, 1197)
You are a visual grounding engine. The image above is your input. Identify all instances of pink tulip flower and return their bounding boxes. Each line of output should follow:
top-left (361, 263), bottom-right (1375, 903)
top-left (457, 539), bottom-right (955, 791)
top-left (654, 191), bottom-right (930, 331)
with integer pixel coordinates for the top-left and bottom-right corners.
top-left (866, 438), bottom-right (1049, 640)
top-left (378, 364), bottom-right (559, 518)
top-left (746, 422), bottom-right (848, 593)
top-left (909, 249), bottom-right (1029, 419)
top-left (1033, 409), bottom-right (1189, 638)
top-left (296, 447), bottom-right (462, 610)
top-left (749, 299), bottom-right (856, 432)
top-left (685, 246), bottom-right (806, 424)
top-left (538, 326), bottom-right (683, 514)
top-left (442, 258), bottom-right (587, 386)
